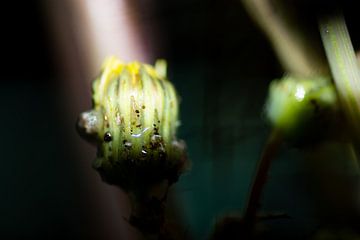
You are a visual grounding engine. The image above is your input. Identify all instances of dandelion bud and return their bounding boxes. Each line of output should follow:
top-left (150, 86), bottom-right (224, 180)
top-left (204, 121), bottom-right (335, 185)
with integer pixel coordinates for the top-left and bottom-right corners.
top-left (265, 76), bottom-right (340, 145)
top-left (77, 57), bottom-right (187, 190)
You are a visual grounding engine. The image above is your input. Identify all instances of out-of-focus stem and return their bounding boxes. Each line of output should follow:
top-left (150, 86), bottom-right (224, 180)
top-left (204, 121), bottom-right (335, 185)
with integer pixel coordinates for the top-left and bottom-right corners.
top-left (243, 129), bottom-right (282, 227)
top-left (319, 15), bottom-right (360, 142)
top-left (67, 0), bottom-right (155, 79)
top-left (44, 0), bottom-right (157, 239)
top-left (241, 0), bottom-right (328, 77)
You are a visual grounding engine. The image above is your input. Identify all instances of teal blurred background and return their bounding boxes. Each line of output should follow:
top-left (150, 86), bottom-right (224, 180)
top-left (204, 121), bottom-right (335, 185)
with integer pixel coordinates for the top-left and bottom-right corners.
top-left (2, 0), bottom-right (360, 239)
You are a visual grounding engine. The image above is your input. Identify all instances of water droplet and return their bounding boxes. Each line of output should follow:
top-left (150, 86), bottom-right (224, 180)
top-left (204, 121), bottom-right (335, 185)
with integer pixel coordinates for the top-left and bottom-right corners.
top-left (131, 127), bottom-right (150, 138)
top-left (151, 134), bottom-right (162, 142)
top-left (104, 132), bottom-right (112, 142)
top-left (124, 141), bottom-right (132, 148)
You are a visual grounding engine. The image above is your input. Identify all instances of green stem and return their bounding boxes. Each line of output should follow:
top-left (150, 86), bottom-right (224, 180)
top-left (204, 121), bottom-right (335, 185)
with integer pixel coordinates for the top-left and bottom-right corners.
top-left (319, 14), bottom-right (360, 142)
top-left (243, 129), bottom-right (282, 226)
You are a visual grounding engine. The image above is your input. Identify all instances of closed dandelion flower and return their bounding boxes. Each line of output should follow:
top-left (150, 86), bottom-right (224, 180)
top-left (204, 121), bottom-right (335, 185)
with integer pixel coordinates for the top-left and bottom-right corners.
top-left (77, 56), bottom-right (187, 190)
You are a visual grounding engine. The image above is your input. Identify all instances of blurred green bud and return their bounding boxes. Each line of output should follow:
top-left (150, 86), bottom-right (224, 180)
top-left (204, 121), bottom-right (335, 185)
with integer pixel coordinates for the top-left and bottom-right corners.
top-left (77, 57), bottom-right (187, 189)
top-left (265, 76), bottom-right (340, 145)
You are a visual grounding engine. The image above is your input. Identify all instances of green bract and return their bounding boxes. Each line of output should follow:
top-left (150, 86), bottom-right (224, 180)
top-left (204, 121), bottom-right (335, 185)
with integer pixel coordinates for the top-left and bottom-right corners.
top-left (77, 57), bottom-right (187, 189)
top-left (265, 76), bottom-right (339, 144)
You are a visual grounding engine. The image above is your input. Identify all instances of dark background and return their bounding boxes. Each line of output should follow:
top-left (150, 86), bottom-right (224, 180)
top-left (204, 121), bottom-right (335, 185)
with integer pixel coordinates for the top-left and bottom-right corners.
top-left (2, 0), bottom-right (360, 239)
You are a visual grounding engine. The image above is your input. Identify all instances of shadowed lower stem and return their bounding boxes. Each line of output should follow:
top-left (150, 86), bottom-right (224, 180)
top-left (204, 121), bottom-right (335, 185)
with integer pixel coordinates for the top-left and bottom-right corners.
top-left (243, 129), bottom-right (283, 226)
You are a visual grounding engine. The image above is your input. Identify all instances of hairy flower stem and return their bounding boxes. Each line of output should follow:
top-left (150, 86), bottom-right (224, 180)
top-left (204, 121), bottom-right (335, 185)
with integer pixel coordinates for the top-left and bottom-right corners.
top-left (243, 129), bottom-right (283, 229)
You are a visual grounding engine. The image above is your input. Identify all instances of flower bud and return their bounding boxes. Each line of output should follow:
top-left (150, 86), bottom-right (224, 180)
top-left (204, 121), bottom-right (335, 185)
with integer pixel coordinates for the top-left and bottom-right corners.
top-left (265, 76), bottom-right (340, 145)
top-left (77, 57), bottom-right (187, 189)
